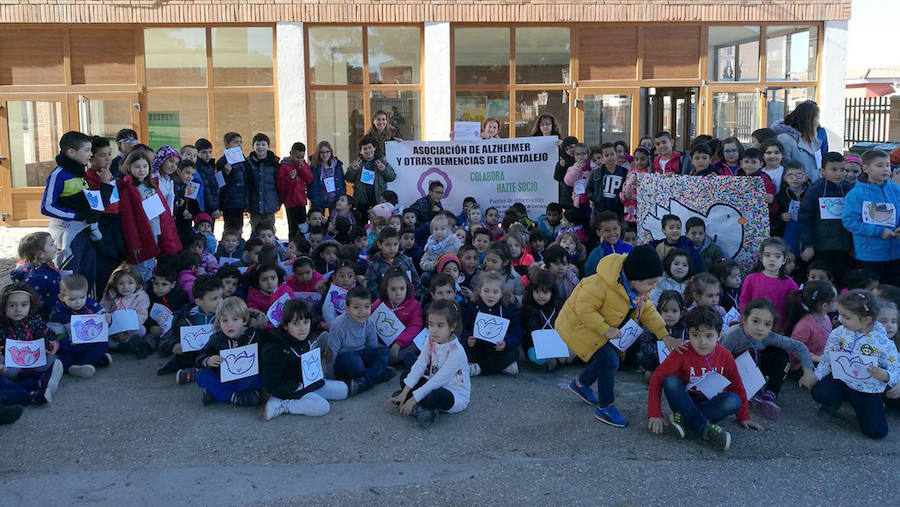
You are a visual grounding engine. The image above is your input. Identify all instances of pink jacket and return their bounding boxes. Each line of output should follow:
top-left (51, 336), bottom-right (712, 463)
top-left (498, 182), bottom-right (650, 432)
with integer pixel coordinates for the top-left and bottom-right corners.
top-left (101, 289), bottom-right (150, 334)
top-left (371, 297), bottom-right (423, 349)
top-left (286, 271), bottom-right (324, 293)
top-left (620, 167), bottom-right (650, 223)
top-left (178, 269), bottom-right (199, 303)
top-left (246, 284), bottom-right (294, 314)
top-left (790, 314), bottom-right (831, 370)
top-left (563, 160), bottom-right (596, 207)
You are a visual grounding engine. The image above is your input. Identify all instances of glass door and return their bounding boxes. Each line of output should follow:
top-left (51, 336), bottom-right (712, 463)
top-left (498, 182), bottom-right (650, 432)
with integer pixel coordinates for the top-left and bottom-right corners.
top-left (575, 88), bottom-right (638, 149)
top-left (640, 87), bottom-right (698, 151)
top-left (0, 95), bottom-right (71, 224)
top-left (705, 86), bottom-right (761, 145)
top-left (72, 93), bottom-right (141, 158)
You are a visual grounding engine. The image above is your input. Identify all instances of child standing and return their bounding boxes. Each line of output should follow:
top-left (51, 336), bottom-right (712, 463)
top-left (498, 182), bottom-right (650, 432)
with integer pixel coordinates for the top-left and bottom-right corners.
top-left (620, 147), bottom-right (651, 224)
top-left (721, 299), bottom-right (816, 420)
top-left (151, 146), bottom-right (180, 212)
top-left (736, 148), bottom-right (777, 221)
top-left (563, 143), bottom-right (595, 208)
top-left (652, 131), bottom-right (684, 175)
top-left (0, 283), bottom-right (63, 405)
top-left (327, 286), bottom-right (393, 395)
top-left (760, 138), bottom-right (786, 194)
top-left (195, 297), bottom-right (263, 406)
top-left (773, 161), bottom-right (810, 253)
top-left (798, 152), bottom-right (851, 279)
top-left (559, 246), bottom-right (676, 427)
top-left (345, 135), bottom-right (396, 218)
top-left (842, 149), bottom-right (900, 285)
top-left (462, 272), bottom-right (523, 376)
top-left (261, 299), bottom-right (349, 420)
top-left (308, 140), bottom-right (346, 212)
top-left (277, 141), bottom-right (314, 240)
top-left (649, 248), bottom-right (693, 305)
top-left (48, 274), bottom-right (110, 377)
top-left (11, 232), bottom-right (60, 318)
top-left (812, 290), bottom-right (900, 439)
top-left (193, 138), bottom-right (220, 220)
top-left (101, 263), bottom-right (152, 357)
top-left (586, 142), bottom-right (627, 217)
top-left (648, 306), bottom-right (763, 450)
top-left (714, 137), bottom-right (743, 176)
top-left (388, 300), bottom-right (470, 428)
top-left (216, 132), bottom-right (249, 232)
top-left (739, 238), bottom-right (798, 332)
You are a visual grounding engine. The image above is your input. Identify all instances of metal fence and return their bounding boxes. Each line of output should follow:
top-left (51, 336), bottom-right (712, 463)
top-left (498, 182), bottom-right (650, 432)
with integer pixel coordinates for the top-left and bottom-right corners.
top-left (844, 96), bottom-right (891, 149)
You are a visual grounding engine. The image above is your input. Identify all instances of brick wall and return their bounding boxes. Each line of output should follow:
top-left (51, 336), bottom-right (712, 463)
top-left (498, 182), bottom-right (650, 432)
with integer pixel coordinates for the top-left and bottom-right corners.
top-left (0, 0), bottom-right (851, 24)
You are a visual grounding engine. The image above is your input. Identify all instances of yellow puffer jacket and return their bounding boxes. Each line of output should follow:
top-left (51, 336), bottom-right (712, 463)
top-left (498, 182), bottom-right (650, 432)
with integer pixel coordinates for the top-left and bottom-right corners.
top-left (555, 254), bottom-right (667, 361)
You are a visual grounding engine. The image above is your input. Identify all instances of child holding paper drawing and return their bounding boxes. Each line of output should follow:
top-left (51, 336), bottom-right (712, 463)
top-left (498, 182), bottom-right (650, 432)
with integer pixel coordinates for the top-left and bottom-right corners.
top-left (648, 306), bottom-right (763, 451)
top-left (637, 290), bottom-right (687, 373)
top-left (320, 259), bottom-right (358, 328)
top-left (216, 132), bottom-right (249, 232)
top-left (244, 263), bottom-right (292, 326)
top-left (195, 297), bottom-right (263, 406)
top-left (11, 231), bottom-right (61, 318)
top-left (262, 299), bottom-right (349, 420)
top-left (557, 246), bottom-right (677, 428)
top-left (147, 266), bottom-right (189, 342)
top-left (117, 149), bottom-right (182, 281)
top-left (101, 263), bottom-right (152, 358)
top-left (388, 300), bottom-right (470, 428)
top-left (286, 257), bottom-right (324, 293)
top-left (462, 272), bottom-right (523, 377)
top-left (797, 152), bottom-right (851, 279)
top-left (521, 269), bottom-right (565, 371)
top-left (811, 290), bottom-right (900, 438)
top-left (216, 229), bottom-right (246, 263)
top-left (326, 286), bottom-right (393, 396)
top-left (48, 274), bottom-right (110, 378)
top-left (0, 283), bottom-right (63, 405)
top-left (156, 275), bottom-right (223, 384)
top-left (372, 268), bottom-right (423, 366)
top-left (721, 299), bottom-right (817, 420)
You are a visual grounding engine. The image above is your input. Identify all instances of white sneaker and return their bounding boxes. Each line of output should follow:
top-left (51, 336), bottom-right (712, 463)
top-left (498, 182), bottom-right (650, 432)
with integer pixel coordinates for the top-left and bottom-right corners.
top-left (502, 361), bottom-right (519, 375)
top-left (44, 359), bottom-right (64, 403)
top-left (68, 364), bottom-right (96, 378)
top-left (468, 363), bottom-right (482, 377)
top-left (262, 396), bottom-right (287, 421)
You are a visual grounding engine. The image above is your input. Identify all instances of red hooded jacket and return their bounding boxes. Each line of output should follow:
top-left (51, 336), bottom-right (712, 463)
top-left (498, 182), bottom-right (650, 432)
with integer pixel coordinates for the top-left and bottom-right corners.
top-left (371, 297), bottom-right (423, 349)
top-left (117, 175), bottom-right (182, 264)
top-left (277, 159), bottom-right (314, 208)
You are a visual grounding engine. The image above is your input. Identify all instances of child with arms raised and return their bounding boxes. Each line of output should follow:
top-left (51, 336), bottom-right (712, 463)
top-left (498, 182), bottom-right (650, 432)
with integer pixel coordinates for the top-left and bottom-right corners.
top-left (262, 299), bottom-right (348, 420)
top-left (721, 299), bottom-right (816, 420)
top-left (648, 306), bottom-right (763, 450)
top-left (559, 246), bottom-right (678, 427)
top-left (48, 274), bottom-right (110, 378)
top-left (195, 297), bottom-right (263, 406)
top-left (156, 275), bottom-right (223, 384)
top-left (388, 300), bottom-right (470, 428)
top-left (812, 290), bottom-right (900, 438)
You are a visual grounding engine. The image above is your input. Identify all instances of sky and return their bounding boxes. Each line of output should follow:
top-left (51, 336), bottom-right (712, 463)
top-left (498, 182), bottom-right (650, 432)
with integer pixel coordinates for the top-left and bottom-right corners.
top-left (847, 0), bottom-right (900, 69)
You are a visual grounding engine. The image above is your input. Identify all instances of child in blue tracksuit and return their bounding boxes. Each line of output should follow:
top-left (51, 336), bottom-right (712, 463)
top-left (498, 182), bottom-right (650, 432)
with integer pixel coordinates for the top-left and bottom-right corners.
top-left (40, 131), bottom-right (110, 295)
top-left (11, 232), bottom-right (62, 319)
top-left (195, 296), bottom-right (263, 406)
top-left (842, 150), bottom-right (900, 285)
top-left (47, 274), bottom-right (110, 377)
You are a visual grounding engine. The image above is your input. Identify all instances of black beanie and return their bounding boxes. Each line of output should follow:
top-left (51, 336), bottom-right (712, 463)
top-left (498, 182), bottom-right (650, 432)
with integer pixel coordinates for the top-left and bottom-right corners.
top-left (623, 245), bottom-right (663, 281)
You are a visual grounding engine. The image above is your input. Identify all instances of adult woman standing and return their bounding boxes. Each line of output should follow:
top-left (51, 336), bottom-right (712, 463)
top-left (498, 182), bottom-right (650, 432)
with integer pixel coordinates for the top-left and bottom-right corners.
top-left (772, 102), bottom-right (822, 183)
top-left (531, 113), bottom-right (571, 207)
top-left (308, 140), bottom-right (346, 213)
top-left (366, 110), bottom-right (403, 158)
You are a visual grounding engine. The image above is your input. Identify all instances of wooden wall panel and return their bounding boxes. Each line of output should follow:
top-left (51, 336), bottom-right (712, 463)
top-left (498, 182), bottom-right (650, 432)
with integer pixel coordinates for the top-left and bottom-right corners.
top-left (578, 26), bottom-right (638, 81)
top-left (642, 26), bottom-right (701, 80)
top-left (0, 28), bottom-right (65, 85)
top-left (70, 29), bottom-right (137, 84)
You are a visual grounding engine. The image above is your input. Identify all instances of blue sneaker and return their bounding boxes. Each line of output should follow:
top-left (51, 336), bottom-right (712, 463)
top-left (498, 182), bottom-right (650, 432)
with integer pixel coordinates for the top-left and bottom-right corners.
top-left (594, 405), bottom-right (628, 427)
top-left (568, 378), bottom-right (598, 406)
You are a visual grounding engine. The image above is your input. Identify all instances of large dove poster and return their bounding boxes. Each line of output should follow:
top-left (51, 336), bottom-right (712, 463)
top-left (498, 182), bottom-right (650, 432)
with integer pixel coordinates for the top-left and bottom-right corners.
top-left (635, 174), bottom-right (769, 271)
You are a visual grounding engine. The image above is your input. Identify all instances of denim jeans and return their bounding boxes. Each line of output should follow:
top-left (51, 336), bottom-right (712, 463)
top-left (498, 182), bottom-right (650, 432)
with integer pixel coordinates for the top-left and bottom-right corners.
top-left (58, 340), bottom-right (108, 370)
top-left (811, 375), bottom-right (888, 439)
top-left (662, 375), bottom-right (742, 433)
top-left (333, 347), bottom-right (390, 387)
top-left (196, 368), bottom-right (263, 403)
top-left (578, 342), bottom-right (619, 407)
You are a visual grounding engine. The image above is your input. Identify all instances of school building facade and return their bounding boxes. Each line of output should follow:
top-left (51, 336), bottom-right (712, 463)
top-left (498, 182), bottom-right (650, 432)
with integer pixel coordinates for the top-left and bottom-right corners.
top-left (0, 0), bottom-right (851, 225)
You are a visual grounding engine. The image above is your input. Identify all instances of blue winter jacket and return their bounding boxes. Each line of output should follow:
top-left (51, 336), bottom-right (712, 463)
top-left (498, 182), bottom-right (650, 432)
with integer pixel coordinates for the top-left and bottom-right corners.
top-left (842, 177), bottom-right (900, 261)
top-left (246, 150), bottom-right (282, 215)
top-left (216, 155), bottom-right (249, 209)
top-left (308, 159), bottom-right (346, 211)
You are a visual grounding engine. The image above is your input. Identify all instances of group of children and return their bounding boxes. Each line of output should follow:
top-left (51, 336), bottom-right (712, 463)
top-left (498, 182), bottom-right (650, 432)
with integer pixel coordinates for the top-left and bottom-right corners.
top-left (0, 124), bottom-right (895, 453)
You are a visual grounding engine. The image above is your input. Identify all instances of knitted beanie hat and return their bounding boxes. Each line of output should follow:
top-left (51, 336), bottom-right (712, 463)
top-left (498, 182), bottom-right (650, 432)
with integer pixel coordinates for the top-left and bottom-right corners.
top-left (622, 245), bottom-right (663, 281)
top-left (435, 254), bottom-right (461, 274)
top-left (151, 146), bottom-right (180, 172)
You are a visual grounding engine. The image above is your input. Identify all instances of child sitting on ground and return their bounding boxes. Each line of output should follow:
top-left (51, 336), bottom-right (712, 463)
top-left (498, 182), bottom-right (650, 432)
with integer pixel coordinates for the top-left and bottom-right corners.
top-left (156, 275), bottom-right (223, 384)
top-left (11, 232), bottom-right (61, 319)
top-left (48, 274), bottom-right (111, 378)
top-left (371, 268), bottom-right (423, 367)
top-left (286, 256), bottom-right (323, 293)
top-left (685, 217), bottom-right (725, 269)
top-left (647, 306), bottom-right (763, 451)
top-left (649, 248), bottom-right (693, 305)
top-left (326, 286), bottom-right (394, 396)
top-left (521, 269), bottom-right (566, 372)
top-left (420, 214), bottom-right (463, 272)
top-left (652, 214), bottom-right (704, 273)
top-left (101, 263), bottom-right (152, 358)
top-left (195, 297), bottom-right (263, 407)
top-left (388, 300), bottom-right (470, 428)
top-left (462, 272), bottom-right (523, 377)
top-left (365, 228), bottom-right (421, 296)
top-left (585, 212), bottom-right (633, 276)
top-left (261, 299), bottom-right (349, 420)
